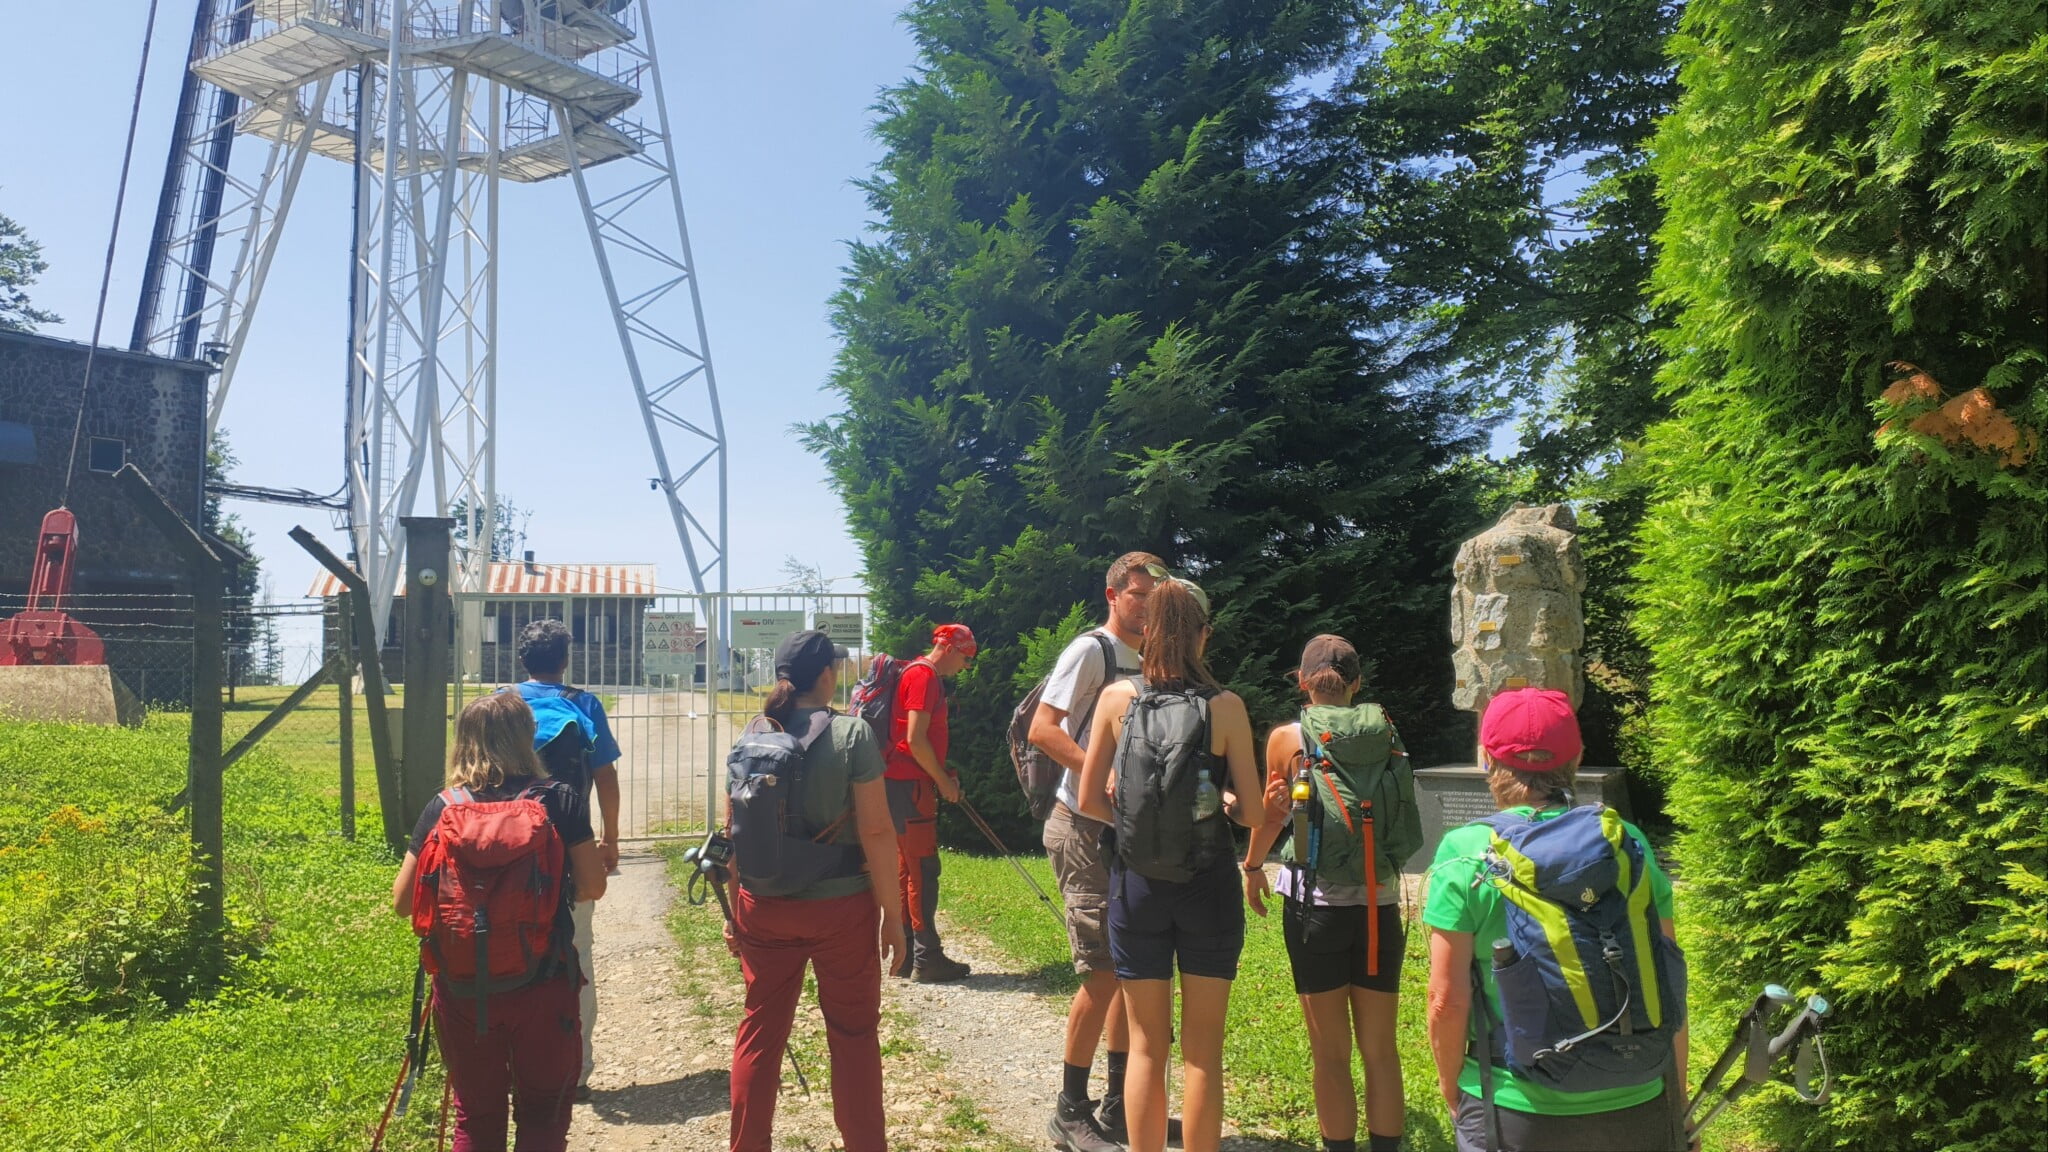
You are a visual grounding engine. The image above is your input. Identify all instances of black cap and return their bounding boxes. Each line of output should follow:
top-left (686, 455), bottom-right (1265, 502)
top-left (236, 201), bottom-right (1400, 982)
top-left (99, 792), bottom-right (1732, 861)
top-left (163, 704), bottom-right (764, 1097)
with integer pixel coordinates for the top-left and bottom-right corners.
top-left (774, 629), bottom-right (848, 684)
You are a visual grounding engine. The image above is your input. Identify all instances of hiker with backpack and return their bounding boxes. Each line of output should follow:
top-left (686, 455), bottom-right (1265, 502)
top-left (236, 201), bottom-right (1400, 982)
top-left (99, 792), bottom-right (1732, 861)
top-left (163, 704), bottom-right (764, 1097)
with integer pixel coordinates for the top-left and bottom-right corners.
top-left (1075, 578), bottom-right (1264, 1152)
top-left (1020, 549), bottom-right (1160, 1152)
top-left (512, 618), bottom-right (622, 1101)
top-left (1423, 688), bottom-right (1689, 1152)
top-left (1239, 635), bottom-right (1415, 1152)
top-left (726, 629), bottom-right (905, 1152)
top-left (391, 690), bottom-right (607, 1152)
top-left (879, 622), bottom-right (978, 982)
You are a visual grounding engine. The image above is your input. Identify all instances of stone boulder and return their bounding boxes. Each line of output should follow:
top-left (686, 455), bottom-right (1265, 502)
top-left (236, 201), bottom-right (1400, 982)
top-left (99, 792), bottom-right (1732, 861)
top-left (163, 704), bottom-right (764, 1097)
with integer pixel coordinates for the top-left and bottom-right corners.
top-left (1451, 503), bottom-right (1585, 711)
top-left (0, 664), bottom-right (146, 727)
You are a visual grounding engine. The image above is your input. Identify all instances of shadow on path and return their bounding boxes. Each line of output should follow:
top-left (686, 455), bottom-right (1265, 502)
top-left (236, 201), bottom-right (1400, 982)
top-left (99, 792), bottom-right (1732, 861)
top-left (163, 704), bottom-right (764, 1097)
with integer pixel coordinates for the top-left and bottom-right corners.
top-left (585, 1068), bottom-right (730, 1128)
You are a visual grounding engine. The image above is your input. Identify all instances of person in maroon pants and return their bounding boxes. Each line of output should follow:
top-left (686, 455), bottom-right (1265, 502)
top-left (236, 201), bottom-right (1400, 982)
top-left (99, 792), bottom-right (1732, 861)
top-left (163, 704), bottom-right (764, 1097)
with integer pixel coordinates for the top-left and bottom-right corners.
top-left (728, 630), bottom-right (906, 1152)
top-left (392, 691), bottom-right (608, 1152)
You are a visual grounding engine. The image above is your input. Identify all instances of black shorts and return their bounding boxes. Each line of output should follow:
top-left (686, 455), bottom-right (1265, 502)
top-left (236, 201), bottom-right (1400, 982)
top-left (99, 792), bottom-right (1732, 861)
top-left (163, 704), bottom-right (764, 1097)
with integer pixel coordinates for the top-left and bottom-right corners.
top-left (1282, 897), bottom-right (1405, 995)
top-left (1108, 860), bottom-right (1246, 982)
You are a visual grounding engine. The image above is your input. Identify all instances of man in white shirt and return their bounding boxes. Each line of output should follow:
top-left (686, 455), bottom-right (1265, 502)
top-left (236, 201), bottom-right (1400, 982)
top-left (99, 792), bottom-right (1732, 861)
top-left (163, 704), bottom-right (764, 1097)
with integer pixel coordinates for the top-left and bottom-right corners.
top-left (1029, 551), bottom-right (1160, 1151)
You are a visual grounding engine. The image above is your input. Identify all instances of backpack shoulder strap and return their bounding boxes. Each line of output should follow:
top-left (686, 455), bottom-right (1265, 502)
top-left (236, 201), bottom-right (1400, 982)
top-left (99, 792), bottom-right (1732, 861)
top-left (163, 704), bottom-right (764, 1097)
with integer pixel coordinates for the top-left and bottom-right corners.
top-left (442, 786), bottom-right (472, 808)
top-left (559, 685), bottom-right (584, 701)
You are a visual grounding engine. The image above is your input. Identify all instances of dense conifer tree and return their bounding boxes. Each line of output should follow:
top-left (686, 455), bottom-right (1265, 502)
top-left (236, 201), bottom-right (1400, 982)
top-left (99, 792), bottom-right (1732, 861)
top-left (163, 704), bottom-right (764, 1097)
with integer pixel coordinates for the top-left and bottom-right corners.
top-left (809, 0), bottom-right (1487, 839)
top-left (1636, 1), bottom-right (2045, 1145)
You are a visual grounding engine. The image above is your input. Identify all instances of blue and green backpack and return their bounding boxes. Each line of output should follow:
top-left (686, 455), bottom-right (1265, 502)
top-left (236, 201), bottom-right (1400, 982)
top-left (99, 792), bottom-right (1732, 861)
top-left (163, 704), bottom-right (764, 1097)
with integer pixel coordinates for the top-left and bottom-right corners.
top-left (1473, 804), bottom-right (1688, 1095)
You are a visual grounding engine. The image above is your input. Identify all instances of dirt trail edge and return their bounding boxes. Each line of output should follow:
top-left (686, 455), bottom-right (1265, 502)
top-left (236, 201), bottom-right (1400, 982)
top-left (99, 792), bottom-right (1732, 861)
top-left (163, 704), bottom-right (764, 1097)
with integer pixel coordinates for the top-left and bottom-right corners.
top-left (568, 850), bottom-right (727, 1150)
top-left (893, 920), bottom-right (1301, 1152)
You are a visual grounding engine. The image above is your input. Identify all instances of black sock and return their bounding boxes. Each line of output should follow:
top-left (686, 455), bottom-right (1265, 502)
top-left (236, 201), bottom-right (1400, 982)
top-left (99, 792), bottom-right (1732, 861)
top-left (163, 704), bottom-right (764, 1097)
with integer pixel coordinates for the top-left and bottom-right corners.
top-left (1061, 1062), bottom-right (1090, 1103)
top-left (1104, 1050), bottom-right (1128, 1100)
top-left (1367, 1134), bottom-right (1403, 1152)
top-left (1321, 1140), bottom-right (1356, 1152)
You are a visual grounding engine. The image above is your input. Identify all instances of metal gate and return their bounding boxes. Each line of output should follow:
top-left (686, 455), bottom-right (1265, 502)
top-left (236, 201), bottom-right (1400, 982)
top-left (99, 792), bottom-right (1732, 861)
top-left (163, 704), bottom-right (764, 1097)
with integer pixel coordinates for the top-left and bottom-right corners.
top-left (451, 589), bottom-right (871, 840)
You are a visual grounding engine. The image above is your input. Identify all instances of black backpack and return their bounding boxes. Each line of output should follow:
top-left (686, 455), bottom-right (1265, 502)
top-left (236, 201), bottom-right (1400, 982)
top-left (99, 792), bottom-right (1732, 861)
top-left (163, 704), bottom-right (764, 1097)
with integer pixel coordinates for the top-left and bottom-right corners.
top-left (725, 709), bottom-right (865, 897)
top-left (1008, 631), bottom-right (1122, 821)
top-left (1112, 686), bottom-right (1229, 882)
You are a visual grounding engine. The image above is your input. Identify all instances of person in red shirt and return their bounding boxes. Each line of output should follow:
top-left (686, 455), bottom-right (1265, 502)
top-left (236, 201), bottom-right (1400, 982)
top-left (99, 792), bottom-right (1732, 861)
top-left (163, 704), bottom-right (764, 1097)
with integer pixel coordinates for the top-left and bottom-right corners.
top-left (885, 622), bottom-right (977, 981)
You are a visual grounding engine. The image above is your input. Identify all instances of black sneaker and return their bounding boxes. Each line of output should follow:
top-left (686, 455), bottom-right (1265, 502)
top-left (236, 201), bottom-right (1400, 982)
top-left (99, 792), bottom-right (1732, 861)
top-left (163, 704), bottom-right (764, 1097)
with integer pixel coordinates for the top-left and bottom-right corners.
top-left (911, 954), bottom-right (971, 983)
top-left (1047, 1094), bottom-right (1123, 1152)
top-left (1096, 1094), bottom-right (1181, 1145)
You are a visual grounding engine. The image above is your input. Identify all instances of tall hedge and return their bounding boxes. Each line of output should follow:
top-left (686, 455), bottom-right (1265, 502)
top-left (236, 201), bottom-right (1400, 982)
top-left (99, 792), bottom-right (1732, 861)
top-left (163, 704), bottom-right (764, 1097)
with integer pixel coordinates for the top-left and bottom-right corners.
top-left (1635, 1), bottom-right (2046, 1147)
top-left (809, 0), bottom-right (1487, 844)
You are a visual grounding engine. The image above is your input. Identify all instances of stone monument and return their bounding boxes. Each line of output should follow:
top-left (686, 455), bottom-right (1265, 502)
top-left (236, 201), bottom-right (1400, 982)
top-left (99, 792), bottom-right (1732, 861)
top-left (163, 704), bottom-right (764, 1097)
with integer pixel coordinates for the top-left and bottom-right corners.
top-left (1451, 502), bottom-right (1586, 709)
top-left (1407, 503), bottom-right (1616, 870)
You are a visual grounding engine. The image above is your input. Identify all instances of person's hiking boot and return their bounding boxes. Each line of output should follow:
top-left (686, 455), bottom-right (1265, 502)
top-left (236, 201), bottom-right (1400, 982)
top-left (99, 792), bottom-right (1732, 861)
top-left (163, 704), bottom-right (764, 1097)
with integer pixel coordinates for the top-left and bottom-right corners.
top-left (1047, 1093), bottom-right (1122, 1152)
top-left (911, 954), bottom-right (971, 983)
top-left (1096, 1094), bottom-right (1181, 1145)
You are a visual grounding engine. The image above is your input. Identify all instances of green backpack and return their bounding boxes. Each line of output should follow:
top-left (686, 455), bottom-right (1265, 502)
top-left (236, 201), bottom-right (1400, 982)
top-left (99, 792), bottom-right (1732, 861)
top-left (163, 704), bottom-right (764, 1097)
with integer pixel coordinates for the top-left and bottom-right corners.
top-left (1290, 704), bottom-right (1423, 895)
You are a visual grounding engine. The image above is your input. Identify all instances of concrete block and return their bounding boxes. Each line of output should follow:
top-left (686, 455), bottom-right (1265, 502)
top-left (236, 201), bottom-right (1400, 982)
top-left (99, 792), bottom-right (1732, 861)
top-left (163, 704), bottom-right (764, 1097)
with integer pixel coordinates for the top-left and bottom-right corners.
top-left (0, 664), bottom-right (147, 727)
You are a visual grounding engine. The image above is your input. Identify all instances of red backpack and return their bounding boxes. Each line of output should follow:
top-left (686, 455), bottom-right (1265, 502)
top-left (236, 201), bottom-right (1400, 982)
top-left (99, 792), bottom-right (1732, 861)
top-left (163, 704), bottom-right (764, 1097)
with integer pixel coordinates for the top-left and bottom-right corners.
top-left (848, 653), bottom-right (916, 743)
top-left (410, 785), bottom-right (566, 1031)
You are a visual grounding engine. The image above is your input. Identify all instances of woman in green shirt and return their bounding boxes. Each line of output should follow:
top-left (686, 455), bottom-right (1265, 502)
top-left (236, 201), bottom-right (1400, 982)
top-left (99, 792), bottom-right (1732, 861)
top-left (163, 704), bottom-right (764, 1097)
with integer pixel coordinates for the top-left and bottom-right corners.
top-left (1423, 688), bottom-right (1688, 1151)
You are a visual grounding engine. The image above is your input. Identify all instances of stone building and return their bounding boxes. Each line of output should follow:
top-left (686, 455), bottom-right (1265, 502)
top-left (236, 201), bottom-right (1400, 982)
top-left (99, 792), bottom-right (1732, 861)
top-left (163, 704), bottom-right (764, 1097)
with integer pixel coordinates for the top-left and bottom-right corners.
top-left (0, 328), bottom-right (212, 593)
top-left (0, 330), bottom-right (213, 703)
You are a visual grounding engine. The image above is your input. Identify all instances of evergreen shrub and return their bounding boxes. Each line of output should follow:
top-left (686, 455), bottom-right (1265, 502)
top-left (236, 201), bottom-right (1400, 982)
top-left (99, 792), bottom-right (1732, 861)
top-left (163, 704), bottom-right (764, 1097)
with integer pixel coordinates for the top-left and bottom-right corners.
top-left (1636, 1), bottom-right (2046, 1147)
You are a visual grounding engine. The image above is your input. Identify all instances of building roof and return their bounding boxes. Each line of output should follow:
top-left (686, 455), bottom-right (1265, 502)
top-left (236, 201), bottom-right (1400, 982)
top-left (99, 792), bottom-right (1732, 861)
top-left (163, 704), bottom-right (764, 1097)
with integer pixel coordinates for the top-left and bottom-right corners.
top-left (308, 562), bottom-right (658, 598)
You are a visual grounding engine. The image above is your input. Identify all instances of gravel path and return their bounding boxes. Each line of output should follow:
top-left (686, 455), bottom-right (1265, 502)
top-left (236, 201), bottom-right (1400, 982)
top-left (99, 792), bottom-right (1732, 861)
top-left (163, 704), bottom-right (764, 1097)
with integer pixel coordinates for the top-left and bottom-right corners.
top-left (567, 850), bottom-right (1309, 1150)
top-left (891, 917), bottom-right (1310, 1152)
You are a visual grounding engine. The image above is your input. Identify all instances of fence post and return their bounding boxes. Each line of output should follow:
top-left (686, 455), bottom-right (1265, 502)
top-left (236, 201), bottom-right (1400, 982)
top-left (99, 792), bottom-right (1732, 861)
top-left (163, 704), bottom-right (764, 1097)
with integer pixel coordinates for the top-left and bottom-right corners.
top-left (705, 593), bottom-right (720, 834)
top-left (400, 517), bottom-right (455, 832)
top-left (113, 464), bottom-right (228, 970)
top-left (290, 526), bottom-right (405, 850)
top-left (337, 593), bottom-right (356, 841)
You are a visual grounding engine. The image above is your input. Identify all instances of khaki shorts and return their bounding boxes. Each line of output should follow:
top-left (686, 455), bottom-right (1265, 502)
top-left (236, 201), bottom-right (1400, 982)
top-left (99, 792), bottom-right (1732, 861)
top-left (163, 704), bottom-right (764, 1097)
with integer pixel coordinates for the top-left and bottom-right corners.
top-left (1042, 802), bottom-right (1113, 974)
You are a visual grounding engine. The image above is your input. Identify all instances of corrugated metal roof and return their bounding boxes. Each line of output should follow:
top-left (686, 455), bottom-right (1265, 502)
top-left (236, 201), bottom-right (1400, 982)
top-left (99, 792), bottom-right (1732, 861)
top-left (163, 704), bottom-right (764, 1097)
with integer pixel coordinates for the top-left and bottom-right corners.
top-left (307, 562), bottom-right (658, 599)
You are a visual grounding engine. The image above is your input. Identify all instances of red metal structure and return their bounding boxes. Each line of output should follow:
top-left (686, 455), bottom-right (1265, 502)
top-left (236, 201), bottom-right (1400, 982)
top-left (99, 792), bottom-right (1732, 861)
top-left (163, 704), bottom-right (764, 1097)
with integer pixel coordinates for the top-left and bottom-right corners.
top-left (0, 509), bottom-right (107, 666)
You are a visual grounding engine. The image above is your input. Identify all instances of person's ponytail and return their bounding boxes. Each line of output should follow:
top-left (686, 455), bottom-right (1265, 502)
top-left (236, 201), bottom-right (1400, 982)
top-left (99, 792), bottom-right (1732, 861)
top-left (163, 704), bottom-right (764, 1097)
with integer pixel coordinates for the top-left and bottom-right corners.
top-left (763, 676), bottom-right (800, 729)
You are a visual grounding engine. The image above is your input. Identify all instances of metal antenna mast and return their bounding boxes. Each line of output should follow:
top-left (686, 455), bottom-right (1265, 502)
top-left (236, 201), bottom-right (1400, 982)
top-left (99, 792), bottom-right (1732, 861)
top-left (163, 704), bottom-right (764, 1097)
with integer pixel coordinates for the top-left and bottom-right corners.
top-left (133, 0), bottom-right (731, 639)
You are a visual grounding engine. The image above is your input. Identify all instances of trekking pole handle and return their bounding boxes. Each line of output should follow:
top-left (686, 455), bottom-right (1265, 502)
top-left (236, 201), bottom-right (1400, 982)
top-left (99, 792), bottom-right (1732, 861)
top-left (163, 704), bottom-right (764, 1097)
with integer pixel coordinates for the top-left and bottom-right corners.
top-left (1687, 983), bottom-right (1793, 1126)
top-left (1769, 994), bottom-right (1829, 1060)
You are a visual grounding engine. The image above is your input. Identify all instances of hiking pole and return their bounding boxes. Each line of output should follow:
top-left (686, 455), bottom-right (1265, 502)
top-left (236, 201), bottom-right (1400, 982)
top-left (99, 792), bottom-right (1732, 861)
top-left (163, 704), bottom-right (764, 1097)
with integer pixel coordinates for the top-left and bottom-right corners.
top-left (956, 797), bottom-right (1066, 931)
top-left (371, 966), bottom-right (436, 1151)
top-left (1685, 983), bottom-right (1794, 1135)
top-left (1687, 990), bottom-right (1832, 1141)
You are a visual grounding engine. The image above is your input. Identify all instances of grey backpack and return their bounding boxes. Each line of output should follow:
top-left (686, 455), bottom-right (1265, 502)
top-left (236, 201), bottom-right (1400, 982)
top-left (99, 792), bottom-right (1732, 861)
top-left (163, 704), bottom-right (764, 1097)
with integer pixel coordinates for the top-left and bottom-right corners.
top-left (1008, 632), bottom-right (1119, 821)
top-left (1112, 686), bottom-right (1229, 882)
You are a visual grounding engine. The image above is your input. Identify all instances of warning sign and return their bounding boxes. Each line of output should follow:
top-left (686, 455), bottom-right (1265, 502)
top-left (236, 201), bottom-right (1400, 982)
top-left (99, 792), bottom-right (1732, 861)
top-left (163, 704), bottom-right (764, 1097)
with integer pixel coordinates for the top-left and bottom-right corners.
top-left (815, 611), bottom-right (865, 648)
top-left (729, 610), bottom-right (806, 651)
top-left (642, 612), bottom-right (703, 674)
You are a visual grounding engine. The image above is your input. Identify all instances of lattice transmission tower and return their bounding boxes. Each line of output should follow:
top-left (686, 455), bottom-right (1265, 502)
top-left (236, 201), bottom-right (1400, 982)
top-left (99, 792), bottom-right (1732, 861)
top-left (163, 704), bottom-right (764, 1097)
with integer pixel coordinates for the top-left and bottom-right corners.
top-left (132, 0), bottom-right (729, 636)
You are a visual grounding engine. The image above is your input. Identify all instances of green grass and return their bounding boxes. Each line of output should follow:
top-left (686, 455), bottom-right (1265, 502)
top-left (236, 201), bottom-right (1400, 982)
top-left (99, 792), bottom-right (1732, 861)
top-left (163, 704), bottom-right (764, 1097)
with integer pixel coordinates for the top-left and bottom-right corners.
top-left (938, 848), bottom-right (1778, 1151)
top-left (0, 688), bottom-right (447, 1151)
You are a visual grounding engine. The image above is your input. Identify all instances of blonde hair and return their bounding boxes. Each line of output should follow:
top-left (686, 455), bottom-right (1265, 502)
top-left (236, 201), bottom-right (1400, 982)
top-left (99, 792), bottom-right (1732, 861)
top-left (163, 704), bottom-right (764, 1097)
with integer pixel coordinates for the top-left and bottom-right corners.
top-left (1141, 579), bottom-right (1219, 692)
top-left (448, 691), bottom-right (547, 790)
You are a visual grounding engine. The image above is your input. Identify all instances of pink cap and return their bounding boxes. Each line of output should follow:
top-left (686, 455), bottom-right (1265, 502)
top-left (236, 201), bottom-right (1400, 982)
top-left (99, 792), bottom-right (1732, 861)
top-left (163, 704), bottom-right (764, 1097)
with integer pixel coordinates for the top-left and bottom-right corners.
top-left (1479, 688), bottom-right (1582, 772)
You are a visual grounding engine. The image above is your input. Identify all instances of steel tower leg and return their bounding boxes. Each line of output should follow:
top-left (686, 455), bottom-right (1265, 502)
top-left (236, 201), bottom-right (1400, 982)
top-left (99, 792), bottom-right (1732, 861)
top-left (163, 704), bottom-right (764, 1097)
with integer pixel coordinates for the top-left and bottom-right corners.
top-left (559, 0), bottom-right (729, 603)
top-left (348, 3), bottom-right (496, 642)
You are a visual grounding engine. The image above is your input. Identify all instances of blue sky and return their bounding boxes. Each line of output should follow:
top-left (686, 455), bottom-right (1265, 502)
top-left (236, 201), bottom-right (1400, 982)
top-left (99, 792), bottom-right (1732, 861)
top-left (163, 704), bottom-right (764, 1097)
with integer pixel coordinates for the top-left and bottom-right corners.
top-left (3, 2), bottom-right (916, 671)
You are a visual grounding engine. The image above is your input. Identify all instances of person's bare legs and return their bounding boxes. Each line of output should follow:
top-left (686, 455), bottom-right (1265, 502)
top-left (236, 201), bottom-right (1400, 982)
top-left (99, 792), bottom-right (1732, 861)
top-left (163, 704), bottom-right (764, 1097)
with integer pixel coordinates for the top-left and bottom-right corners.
top-left (1064, 968), bottom-right (1123, 1064)
top-left (1352, 986), bottom-right (1404, 1146)
top-left (1119, 978), bottom-right (1175, 1152)
top-left (1178, 973), bottom-right (1233, 1152)
top-left (1301, 987), bottom-right (1358, 1141)
top-left (1106, 982), bottom-right (1129, 1052)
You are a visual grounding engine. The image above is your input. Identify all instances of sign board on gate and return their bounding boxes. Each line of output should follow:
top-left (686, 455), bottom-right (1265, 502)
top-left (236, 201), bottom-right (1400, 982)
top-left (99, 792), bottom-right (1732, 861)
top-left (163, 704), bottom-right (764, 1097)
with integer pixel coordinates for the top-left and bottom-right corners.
top-left (729, 610), bottom-right (806, 651)
top-left (642, 612), bottom-right (704, 674)
top-left (815, 611), bottom-right (864, 648)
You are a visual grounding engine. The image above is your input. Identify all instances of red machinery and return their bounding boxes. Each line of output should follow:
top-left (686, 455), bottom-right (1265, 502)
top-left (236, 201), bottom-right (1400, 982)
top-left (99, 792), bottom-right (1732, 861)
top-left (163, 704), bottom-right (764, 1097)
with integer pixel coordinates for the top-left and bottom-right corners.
top-left (0, 509), bottom-right (106, 666)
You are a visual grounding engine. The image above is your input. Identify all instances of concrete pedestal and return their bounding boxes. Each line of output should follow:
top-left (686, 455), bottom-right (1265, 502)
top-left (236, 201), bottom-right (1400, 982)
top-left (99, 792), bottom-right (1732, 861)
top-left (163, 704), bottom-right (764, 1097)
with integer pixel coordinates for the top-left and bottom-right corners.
top-left (0, 664), bottom-right (146, 727)
top-left (1407, 763), bottom-right (1632, 872)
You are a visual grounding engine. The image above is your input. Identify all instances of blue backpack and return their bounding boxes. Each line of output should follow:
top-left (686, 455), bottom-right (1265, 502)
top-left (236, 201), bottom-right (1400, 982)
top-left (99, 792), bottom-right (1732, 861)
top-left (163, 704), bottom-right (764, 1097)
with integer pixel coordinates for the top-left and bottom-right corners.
top-left (1472, 805), bottom-right (1687, 1097)
top-left (513, 684), bottom-right (595, 797)
top-left (724, 709), bottom-right (865, 897)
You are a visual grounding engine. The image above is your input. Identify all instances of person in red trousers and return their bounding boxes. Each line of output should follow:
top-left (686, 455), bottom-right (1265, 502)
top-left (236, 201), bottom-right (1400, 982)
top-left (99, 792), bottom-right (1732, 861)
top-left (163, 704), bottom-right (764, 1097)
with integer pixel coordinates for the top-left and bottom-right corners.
top-left (392, 691), bottom-right (607, 1152)
top-left (884, 622), bottom-right (977, 981)
top-left (728, 630), bottom-right (906, 1152)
